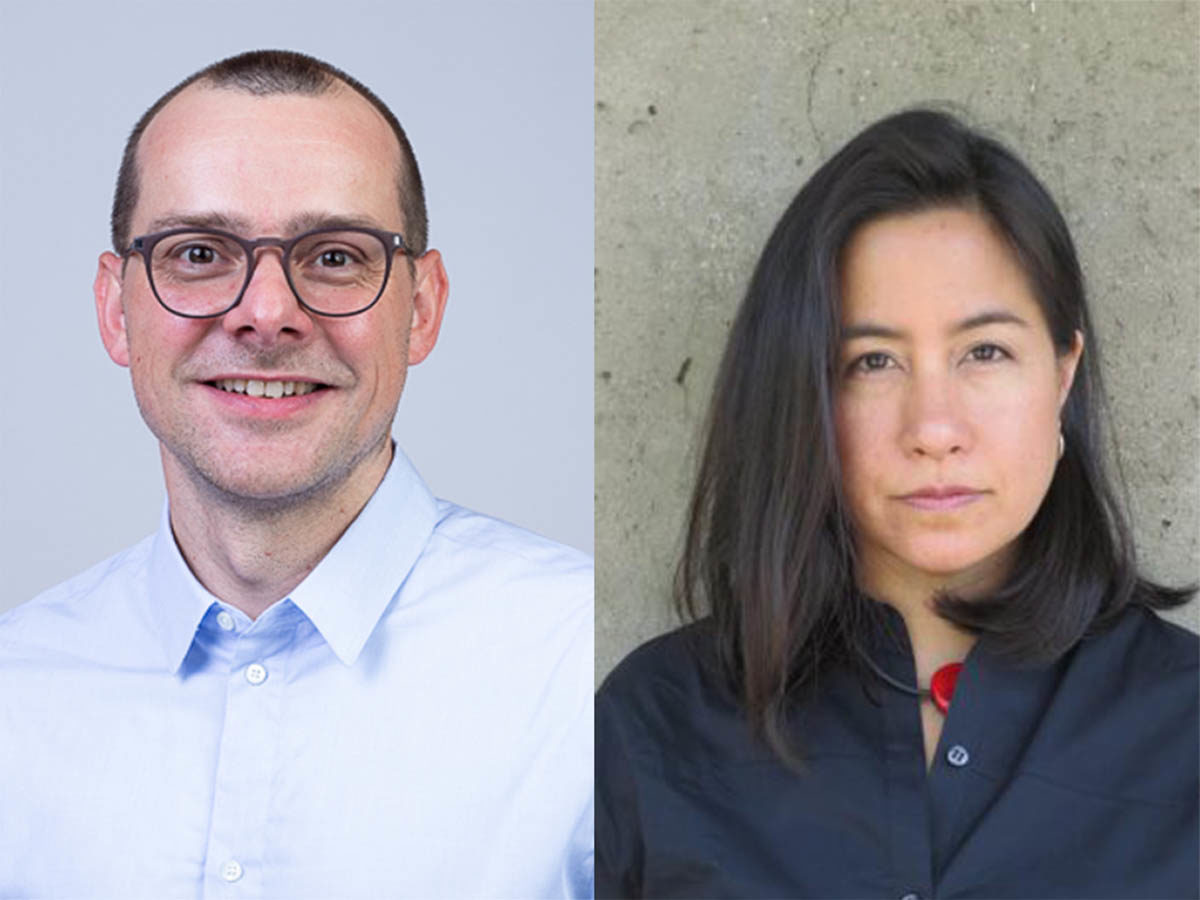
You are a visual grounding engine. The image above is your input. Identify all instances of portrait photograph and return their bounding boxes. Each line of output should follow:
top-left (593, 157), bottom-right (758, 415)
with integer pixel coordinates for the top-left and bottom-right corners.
top-left (1, 2), bottom-right (593, 897)
top-left (0, 0), bottom-right (1197, 898)
top-left (596, 2), bottom-right (1198, 898)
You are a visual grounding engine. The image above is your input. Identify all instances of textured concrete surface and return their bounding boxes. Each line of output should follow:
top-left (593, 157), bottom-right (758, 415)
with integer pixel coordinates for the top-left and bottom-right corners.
top-left (596, 0), bottom-right (1200, 683)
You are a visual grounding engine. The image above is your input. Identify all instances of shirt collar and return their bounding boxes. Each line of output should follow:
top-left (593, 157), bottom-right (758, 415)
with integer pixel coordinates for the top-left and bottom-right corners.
top-left (143, 447), bottom-right (438, 673)
top-left (288, 447), bottom-right (437, 666)
top-left (145, 505), bottom-right (225, 675)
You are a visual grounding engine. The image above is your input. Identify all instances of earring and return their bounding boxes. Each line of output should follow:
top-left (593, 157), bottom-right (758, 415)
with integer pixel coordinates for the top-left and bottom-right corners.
top-left (1057, 432), bottom-right (1065, 460)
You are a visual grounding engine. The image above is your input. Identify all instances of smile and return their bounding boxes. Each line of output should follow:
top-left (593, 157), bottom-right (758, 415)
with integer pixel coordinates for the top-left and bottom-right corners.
top-left (209, 379), bottom-right (323, 398)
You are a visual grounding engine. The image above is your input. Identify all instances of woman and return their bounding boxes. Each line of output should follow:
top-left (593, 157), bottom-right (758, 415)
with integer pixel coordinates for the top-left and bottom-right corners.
top-left (595, 110), bottom-right (1197, 899)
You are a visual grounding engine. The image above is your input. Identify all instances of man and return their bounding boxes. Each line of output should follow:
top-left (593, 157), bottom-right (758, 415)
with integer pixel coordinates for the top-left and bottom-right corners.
top-left (0, 50), bottom-right (592, 899)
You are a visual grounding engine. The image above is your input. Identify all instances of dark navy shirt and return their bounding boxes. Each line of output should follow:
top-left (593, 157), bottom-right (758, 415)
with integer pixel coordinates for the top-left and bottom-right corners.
top-left (596, 606), bottom-right (1199, 899)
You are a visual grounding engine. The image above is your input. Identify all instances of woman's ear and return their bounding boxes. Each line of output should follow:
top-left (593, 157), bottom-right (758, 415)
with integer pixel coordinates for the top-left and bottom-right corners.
top-left (1057, 329), bottom-right (1084, 410)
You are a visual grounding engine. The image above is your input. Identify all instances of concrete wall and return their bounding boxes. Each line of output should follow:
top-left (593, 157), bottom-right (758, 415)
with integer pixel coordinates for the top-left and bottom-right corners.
top-left (596, 0), bottom-right (1200, 683)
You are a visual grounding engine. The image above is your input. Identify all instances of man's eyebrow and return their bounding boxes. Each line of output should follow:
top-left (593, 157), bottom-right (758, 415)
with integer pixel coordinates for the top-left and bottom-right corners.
top-left (143, 211), bottom-right (255, 234)
top-left (141, 211), bottom-right (393, 237)
top-left (840, 309), bottom-right (1030, 341)
top-left (283, 212), bottom-right (392, 235)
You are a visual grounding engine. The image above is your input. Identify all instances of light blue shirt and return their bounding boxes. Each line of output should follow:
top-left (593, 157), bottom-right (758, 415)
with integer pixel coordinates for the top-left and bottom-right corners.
top-left (0, 450), bottom-right (593, 899)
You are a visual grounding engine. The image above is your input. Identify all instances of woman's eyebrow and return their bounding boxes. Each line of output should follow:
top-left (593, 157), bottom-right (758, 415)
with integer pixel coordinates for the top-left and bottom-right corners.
top-left (952, 310), bottom-right (1030, 333)
top-left (840, 310), bottom-right (1030, 342)
top-left (840, 322), bottom-right (904, 341)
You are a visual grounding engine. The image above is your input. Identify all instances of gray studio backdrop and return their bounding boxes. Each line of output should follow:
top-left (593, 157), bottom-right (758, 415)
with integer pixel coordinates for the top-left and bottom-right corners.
top-left (0, 1), bottom-right (593, 613)
top-left (597, 0), bottom-right (1200, 682)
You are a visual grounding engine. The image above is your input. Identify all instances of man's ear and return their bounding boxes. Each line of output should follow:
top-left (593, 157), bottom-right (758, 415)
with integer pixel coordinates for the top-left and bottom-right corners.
top-left (95, 252), bottom-right (131, 368)
top-left (407, 249), bottom-right (449, 366)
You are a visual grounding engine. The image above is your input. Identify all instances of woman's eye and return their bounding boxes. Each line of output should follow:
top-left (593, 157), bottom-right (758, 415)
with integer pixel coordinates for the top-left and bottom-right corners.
top-left (849, 352), bottom-right (894, 374)
top-left (967, 343), bottom-right (1009, 363)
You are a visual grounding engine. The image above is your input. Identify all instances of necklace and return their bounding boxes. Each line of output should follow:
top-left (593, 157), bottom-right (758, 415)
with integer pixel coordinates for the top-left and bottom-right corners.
top-left (858, 654), bottom-right (964, 715)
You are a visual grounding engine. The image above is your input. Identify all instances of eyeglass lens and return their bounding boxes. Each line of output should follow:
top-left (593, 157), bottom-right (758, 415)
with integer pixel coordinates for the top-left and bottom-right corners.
top-left (148, 230), bottom-right (389, 316)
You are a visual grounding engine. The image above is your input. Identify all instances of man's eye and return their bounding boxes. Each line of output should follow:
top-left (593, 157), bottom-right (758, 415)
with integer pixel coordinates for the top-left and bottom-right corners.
top-left (311, 245), bottom-right (367, 269)
top-left (319, 250), bottom-right (350, 268)
top-left (184, 245), bottom-right (216, 264)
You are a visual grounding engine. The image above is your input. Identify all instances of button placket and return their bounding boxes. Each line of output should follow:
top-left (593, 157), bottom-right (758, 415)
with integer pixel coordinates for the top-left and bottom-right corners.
top-left (202, 619), bottom-right (295, 898)
top-left (878, 651), bottom-right (935, 900)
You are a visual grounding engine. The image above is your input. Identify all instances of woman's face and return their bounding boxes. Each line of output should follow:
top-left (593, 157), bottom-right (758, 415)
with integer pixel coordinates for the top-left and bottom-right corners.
top-left (834, 206), bottom-right (1082, 594)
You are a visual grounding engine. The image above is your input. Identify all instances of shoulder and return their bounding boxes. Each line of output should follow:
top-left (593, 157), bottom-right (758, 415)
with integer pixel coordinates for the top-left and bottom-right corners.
top-left (1078, 605), bottom-right (1199, 722)
top-left (0, 536), bottom-right (155, 661)
top-left (1129, 606), bottom-right (1197, 662)
top-left (389, 502), bottom-right (593, 732)
top-left (600, 620), bottom-right (719, 700)
top-left (1043, 605), bottom-right (1197, 731)
top-left (390, 499), bottom-right (592, 654)
top-left (1079, 605), bottom-right (1198, 680)
top-left (1030, 606), bottom-right (1199, 805)
top-left (597, 620), bottom-right (739, 754)
top-left (425, 499), bottom-right (592, 593)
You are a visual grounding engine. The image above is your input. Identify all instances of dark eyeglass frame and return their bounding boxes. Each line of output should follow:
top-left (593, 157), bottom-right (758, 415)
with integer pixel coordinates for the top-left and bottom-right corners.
top-left (123, 225), bottom-right (411, 319)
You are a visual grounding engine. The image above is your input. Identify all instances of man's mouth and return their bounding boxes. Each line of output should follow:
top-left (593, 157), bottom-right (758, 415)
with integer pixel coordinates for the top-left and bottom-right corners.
top-left (208, 378), bottom-right (325, 398)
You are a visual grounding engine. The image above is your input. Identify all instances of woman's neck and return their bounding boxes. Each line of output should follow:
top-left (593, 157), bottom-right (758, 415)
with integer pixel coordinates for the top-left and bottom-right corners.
top-left (883, 593), bottom-right (977, 685)
top-left (858, 547), bottom-right (1013, 683)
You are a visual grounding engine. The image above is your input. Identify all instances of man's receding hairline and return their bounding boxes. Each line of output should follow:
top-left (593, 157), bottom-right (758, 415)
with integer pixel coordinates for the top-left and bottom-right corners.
top-left (128, 78), bottom-right (410, 237)
top-left (142, 75), bottom-right (396, 151)
top-left (112, 50), bottom-right (428, 257)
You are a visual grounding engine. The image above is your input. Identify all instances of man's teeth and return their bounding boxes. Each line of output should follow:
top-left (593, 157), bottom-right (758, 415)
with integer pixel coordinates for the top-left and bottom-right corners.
top-left (213, 379), bottom-right (318, 398)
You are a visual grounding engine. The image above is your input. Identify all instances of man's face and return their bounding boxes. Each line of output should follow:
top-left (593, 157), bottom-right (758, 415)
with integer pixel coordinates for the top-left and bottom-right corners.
top-left (95, 84), bottom-right (446, 507)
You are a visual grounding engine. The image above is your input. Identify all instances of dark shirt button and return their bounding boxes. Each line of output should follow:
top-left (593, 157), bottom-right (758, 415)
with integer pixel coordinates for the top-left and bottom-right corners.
top-left (946, 744), bottom-right (970, 767)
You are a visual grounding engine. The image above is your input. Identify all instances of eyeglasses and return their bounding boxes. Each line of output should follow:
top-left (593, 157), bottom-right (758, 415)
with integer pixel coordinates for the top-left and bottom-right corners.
top-left (123, 226), bottom-right (410, 318)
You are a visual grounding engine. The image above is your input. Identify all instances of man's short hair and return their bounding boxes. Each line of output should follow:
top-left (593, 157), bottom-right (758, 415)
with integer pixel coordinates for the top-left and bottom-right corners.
top-left (110, 49), bottom-right (427, 256)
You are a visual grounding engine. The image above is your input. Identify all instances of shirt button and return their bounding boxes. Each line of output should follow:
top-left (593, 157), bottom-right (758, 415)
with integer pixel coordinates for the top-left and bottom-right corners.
top-left (947, 744), bottom-right (970, 767)
top-left (245, 663), bottom-right (268, 685)
top-left (216, 611), bottom-right (235, 631)
top-left (221, 859), bottom-right (243, 882)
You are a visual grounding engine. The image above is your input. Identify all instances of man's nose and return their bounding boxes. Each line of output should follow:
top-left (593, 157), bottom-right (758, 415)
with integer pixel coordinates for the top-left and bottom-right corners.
top-left (900, 370), bottom-right (971, 460)
top-left (220, 248), bottom-right (314, 344)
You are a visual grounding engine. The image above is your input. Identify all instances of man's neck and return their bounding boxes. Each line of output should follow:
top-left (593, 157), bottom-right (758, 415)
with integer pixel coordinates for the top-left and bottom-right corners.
top-left (162, 443), bottom-right (393, 620)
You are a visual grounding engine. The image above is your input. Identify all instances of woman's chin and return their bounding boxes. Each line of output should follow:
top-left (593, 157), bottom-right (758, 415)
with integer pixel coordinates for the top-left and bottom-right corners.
top-left (875, 537), bottom-right (1018, 593)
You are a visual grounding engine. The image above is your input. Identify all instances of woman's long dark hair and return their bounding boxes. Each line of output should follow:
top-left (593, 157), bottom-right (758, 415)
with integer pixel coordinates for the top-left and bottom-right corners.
top-left (676, 108), bottom-right (1192, 764)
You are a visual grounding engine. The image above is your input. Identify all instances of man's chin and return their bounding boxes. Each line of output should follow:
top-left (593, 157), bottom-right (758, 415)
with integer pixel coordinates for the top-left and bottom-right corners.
top-left (170, 453), bottom-right (348, 513)
top-left (161, 437), bottom-right (393, 516)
